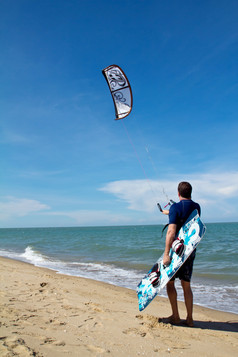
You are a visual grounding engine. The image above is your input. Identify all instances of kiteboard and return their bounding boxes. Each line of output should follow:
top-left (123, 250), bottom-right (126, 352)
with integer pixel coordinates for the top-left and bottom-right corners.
top-left (137, 209), bottom-right (206, 311)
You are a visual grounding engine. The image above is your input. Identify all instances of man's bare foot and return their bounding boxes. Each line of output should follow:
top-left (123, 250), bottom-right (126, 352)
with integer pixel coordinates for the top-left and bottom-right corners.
top-left (159, 315), bottom-right (181, 325)
top-left (185, 317), bottom-right (194, 327)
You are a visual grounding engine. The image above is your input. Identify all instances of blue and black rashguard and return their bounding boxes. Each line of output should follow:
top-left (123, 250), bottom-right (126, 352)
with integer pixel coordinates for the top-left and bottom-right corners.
top-left (169, 199), bottom-right (201, 234)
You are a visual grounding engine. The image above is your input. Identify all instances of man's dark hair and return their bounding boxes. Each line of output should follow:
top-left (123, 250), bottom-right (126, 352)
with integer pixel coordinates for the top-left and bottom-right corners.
top-left (178, 182), bottom-right (192, 199)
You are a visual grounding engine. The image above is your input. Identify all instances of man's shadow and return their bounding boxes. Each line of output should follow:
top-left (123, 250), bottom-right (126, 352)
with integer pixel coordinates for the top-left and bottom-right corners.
top-left (159, 317), bottom-right (238, 332)
top-left (191, 319), bottom-right (238, 332)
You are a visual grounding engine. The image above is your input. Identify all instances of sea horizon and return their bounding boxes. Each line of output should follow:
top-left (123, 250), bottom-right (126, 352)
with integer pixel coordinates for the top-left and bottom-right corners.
top-left (1, 219), bottom-right (238, 229)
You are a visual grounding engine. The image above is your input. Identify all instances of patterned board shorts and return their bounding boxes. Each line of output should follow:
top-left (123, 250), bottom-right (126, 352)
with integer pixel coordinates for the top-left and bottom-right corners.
top-left (171, 249), bottom-right (196, 282)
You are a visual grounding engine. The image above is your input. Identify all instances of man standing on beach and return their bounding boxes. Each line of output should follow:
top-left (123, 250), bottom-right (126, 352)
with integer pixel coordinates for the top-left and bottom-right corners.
top-left (162, 182), bottom-right (200, 327)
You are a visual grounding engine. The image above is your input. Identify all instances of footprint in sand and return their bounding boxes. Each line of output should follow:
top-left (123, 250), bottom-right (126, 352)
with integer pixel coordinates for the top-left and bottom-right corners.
top-left (123, 327), bottom-right (148, 338)
top-left (85, 302), bottom-right (104, 313)
top-left (41, 337), bottom-right (66, 347)
top-left (86, 344), bottom-right (106, 354)
top-left (0, 336), bottom-right (42, 357)
top-left (136, 314), bottom-right (163, 329)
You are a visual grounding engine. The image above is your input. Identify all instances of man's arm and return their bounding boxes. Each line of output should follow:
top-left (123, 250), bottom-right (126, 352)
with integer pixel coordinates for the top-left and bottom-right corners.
top-left (163, 223), bottom-right (177, 265)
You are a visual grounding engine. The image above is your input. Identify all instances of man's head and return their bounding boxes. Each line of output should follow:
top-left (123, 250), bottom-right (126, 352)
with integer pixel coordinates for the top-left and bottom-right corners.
top-left (178, 181), bottom-right (192, 199)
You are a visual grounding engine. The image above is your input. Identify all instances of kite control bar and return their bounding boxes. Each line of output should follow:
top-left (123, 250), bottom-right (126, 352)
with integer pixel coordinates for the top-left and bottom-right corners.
top-left (157, 200), bottom-right (175, 212)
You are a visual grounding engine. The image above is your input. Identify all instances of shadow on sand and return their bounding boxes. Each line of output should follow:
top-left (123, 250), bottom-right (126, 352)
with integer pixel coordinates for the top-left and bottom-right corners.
top-left (192, 319), bottom-right (238, 332)
top-left (159, 317), bottom-right (238, 332)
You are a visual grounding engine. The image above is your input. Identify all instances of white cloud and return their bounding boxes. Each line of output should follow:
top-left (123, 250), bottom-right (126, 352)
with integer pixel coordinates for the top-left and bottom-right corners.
top-left (192, 173), bottom-right (238, 197)
top-left (1, 172), bottom-right (238, 227)
top-left (100, 179), bottom-right (174, 212)
top-left (0, 197), bottom-right (50, 220)
top-left (100, 171), bottom-right (238, 222)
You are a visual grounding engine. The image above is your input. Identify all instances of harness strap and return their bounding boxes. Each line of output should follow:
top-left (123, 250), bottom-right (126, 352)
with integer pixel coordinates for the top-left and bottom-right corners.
top-left (161, 223), bottom-right (169, 238)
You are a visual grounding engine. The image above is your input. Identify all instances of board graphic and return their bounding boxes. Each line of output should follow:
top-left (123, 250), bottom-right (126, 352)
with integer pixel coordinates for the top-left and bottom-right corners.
top-left (137, 209), bottom-right (206, 311)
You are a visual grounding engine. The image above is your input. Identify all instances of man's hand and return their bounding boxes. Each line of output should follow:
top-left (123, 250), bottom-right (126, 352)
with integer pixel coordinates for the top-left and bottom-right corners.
top-left (163, 253), bottom-right (171, 266)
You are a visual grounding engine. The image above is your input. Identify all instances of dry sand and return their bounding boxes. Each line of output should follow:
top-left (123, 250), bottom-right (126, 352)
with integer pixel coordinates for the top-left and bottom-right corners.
top-left (0, 257), bottom-right (237, 356)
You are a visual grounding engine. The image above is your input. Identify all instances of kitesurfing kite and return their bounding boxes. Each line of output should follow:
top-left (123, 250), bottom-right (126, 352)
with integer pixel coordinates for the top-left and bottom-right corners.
top-left (102, 65), bottom-right (133, 120)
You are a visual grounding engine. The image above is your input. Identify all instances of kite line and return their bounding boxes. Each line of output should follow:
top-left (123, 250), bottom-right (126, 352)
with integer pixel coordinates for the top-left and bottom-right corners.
top-left (102, 64), bottom-right (172, 210)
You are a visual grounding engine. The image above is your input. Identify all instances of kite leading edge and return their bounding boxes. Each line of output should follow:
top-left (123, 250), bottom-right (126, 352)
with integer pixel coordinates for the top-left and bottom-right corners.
top-left (102, 65), bottom-right (133, 120)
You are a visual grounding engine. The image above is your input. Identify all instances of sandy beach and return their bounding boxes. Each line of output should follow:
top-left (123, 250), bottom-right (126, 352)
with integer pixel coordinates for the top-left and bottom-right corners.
top-left (0, 257), bottom-right (237, 356)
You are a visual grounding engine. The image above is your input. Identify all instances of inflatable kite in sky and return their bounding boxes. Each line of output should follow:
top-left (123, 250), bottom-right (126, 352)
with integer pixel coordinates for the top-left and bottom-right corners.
top-left (102, 65), bottom-right (133, 120)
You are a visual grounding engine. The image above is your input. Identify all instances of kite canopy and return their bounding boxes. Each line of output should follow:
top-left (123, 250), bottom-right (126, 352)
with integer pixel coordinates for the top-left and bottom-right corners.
top-left (102, 65), bottom-right (133, 120)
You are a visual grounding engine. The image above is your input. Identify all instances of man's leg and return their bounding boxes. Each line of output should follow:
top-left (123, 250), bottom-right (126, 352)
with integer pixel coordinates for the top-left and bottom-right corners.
top-left (181, 280), bottom-right (194, 327)
top-left (166, 280), bottom-right (181, 324)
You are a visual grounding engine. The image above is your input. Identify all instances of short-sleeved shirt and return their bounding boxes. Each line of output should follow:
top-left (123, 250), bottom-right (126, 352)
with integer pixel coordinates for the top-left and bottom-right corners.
top-left (169, 199), bottom-right (201, 234)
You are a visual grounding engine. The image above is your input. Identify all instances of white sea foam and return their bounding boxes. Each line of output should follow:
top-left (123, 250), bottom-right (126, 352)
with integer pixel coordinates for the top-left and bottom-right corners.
top-left (1, 246), bottom-right (141, 290)
top-left (169, 278), bottom-right (238, 314)
top-left (54, 260), bottom-right (142, 289)
top-left (0, 249), bottom-right (23, 261)
top-left (21, 246), bottom-right (48, 265)
top-left (1, 246), bottom-right (237, 314)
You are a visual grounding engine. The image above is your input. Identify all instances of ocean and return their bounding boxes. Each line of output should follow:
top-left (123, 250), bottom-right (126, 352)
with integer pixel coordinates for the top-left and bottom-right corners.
top-left (0, 222), bottom-right (237, 314)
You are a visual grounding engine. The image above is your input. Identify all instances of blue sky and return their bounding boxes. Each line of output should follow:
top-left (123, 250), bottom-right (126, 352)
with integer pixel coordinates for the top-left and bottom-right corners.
top-left (1, 0), bottom-right (238, 227)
